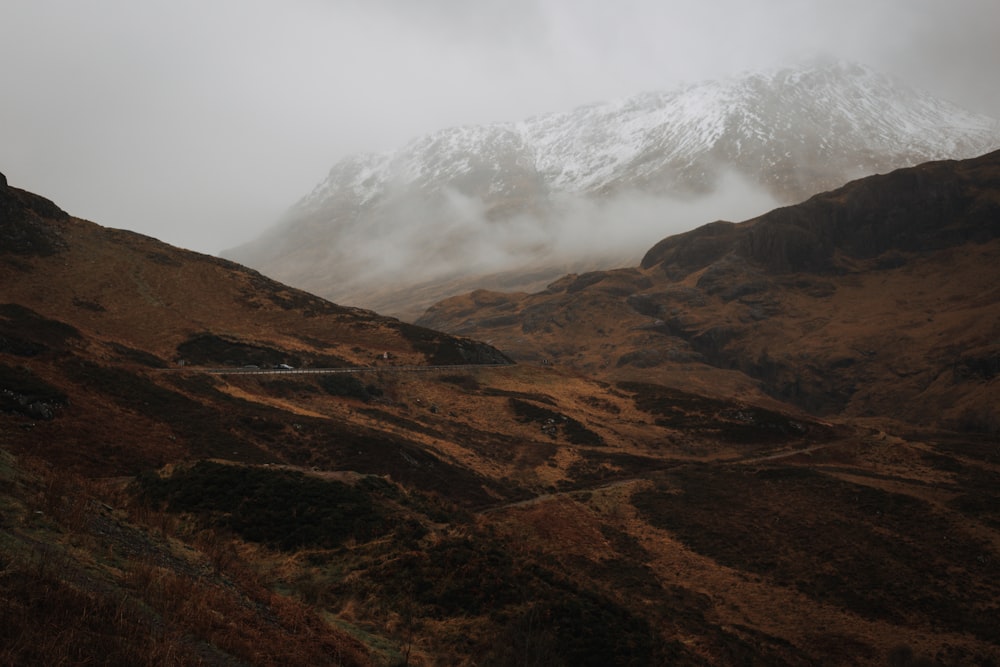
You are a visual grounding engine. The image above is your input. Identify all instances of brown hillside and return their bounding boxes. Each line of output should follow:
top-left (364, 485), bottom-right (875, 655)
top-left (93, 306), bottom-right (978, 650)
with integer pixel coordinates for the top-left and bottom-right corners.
top-left (2, 170), bottom-right (999, 665)
top-left (419, 150), bottom-right (1000, 433)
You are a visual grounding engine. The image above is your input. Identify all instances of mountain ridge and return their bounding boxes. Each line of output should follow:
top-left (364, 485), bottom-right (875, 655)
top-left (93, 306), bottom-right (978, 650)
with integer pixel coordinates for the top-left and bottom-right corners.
top-left (292, 60), bottom-right (1000, 212)
top-left (225, 60), bottom-right (1000, 319)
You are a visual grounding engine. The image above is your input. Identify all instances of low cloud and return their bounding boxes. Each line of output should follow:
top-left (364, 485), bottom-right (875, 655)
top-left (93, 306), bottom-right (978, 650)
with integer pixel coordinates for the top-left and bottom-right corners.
top-left (3, 2), bottom-right (996, 255)
top-left (327, 170), bottom-right (781, 292)
top-left (550, 171), bottom-right (782, 261)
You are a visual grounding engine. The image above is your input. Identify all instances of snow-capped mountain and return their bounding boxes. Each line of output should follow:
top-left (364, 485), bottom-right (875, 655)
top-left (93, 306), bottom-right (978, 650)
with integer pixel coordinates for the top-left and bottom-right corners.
top-left (224, 60), bottom-right (1000, 319)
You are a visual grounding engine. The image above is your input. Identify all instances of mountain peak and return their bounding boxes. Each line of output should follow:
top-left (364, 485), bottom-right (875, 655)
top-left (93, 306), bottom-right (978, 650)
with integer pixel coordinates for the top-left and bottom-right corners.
top-left (225, 61), bottom-right (1000, 319)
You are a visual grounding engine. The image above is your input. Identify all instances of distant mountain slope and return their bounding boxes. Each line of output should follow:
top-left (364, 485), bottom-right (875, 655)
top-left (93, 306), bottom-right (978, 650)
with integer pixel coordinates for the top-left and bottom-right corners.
top-left (0, 176), bottom-right (510, 373)
top-left (419, 149), bottom-right (1000, 432)
top-left (225, 60), bottom-right (1000, 318)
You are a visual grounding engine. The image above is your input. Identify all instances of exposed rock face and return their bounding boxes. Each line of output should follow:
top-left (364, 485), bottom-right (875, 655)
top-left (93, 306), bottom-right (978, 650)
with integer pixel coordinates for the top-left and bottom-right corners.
top-left (0, 181), bottom-right (69, 256)
top-left (225, 60), bottom-right (1000, 318)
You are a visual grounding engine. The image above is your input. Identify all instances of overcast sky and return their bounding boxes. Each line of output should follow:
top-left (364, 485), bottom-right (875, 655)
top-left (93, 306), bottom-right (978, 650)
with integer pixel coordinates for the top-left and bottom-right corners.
top-left (2, 0), bottom-right (998, 255)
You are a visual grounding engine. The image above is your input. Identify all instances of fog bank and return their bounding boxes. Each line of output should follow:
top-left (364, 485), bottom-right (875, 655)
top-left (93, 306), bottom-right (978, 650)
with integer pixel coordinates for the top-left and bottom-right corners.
top-left (326, 171), bottom-right (781, 292)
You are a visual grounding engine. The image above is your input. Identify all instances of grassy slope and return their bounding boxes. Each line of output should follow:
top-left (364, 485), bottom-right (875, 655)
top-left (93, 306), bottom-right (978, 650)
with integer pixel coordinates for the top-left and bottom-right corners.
top-left (2, 173), bottom-right (1000, 664)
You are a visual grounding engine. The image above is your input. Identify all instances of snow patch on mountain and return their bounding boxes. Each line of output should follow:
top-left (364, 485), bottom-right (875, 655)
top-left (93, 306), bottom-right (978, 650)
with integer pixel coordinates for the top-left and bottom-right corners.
top-left (225, 59), bottom-right (1000, 318)
top-left (292, 60), bottom-right (998, 219)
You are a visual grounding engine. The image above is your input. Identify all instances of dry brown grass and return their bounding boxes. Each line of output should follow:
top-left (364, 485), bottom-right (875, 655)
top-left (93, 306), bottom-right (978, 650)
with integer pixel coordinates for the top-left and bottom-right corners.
top-left (0, 453), bottom-right (374, 667)
top-left (4, 160), bottom-right (1000, 665)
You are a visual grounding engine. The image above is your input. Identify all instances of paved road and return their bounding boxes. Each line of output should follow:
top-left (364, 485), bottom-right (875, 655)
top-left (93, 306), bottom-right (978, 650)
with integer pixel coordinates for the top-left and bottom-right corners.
top-left (184, 363), bottom-right (512, 376)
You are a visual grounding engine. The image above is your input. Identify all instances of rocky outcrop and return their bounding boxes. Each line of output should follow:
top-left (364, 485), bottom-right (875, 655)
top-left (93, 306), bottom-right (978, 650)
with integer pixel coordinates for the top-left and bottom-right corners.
top-left (0, 181), bottom-right (69, 257)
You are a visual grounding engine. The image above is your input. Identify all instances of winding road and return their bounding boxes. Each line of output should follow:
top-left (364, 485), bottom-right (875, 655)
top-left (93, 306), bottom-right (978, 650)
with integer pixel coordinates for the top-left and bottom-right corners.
top-left (175, 363), bottom-right (511, 376)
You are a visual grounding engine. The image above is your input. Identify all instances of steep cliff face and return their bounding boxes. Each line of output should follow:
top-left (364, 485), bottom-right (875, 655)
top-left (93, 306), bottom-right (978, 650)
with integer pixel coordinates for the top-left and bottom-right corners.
top-left (224, 61), bottom-right (1000, 318)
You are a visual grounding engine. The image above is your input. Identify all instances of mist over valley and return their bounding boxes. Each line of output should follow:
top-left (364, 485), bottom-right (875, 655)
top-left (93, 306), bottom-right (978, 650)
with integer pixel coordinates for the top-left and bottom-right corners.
top-left (225, 60), bottom-right (1000, 319)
